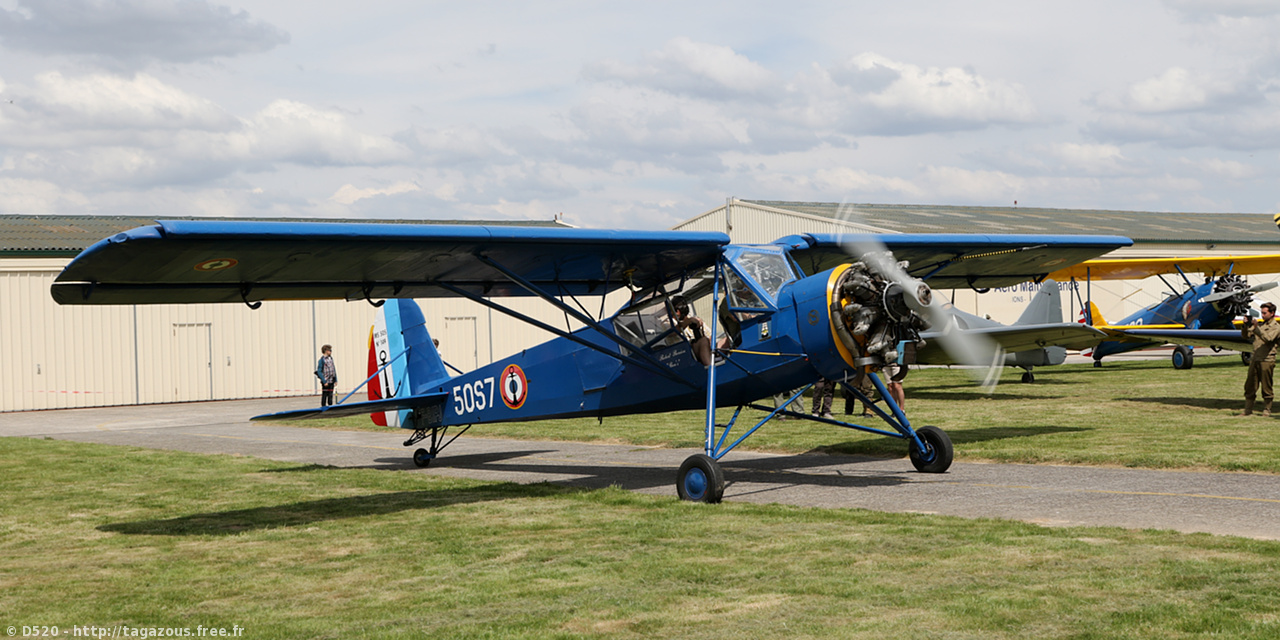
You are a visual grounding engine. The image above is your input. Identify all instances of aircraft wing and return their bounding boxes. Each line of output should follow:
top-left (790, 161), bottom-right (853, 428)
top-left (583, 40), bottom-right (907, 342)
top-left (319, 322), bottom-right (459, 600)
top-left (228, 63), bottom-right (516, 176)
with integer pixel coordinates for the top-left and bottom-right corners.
top-left (776, 233), bottom-right (1133, 289)
top-left (1097, 328), bottom-right (1253, 352)
top-left (1046, 254), bottom-right (1280, 281)
top-left (915, 323), bottom-right (1107, 364)
top-left (251, 391), bottom-right (450, 421)
top-left (52, 220), bottom-right (730, 305)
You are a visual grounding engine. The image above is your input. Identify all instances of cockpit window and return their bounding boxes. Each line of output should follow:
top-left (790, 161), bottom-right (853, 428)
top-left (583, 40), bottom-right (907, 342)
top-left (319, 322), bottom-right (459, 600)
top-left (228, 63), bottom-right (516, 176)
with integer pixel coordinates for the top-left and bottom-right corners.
top-left (726, 270), bottom-right (764, 310)
top-left (732, 251), bottom-right (795, 301)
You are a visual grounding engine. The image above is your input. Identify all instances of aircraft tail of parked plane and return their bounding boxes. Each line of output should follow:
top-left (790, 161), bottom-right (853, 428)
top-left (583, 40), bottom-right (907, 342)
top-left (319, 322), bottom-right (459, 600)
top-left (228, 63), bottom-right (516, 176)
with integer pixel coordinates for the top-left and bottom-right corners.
top-left (368, 299), bottom-right (451, 428)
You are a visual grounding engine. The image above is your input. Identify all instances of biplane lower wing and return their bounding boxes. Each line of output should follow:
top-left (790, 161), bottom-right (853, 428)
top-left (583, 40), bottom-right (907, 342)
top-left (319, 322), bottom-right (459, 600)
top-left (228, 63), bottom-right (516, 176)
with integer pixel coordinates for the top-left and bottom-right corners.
top-left (1099, 328), bottom-right (1251, 353)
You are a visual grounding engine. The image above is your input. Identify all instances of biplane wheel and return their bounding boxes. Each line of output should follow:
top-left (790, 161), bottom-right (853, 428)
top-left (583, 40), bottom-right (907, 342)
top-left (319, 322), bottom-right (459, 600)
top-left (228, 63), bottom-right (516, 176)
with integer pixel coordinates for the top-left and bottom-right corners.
top-left (676, 454), bottom-right (724, 503)
top-left (908, 426), bottom-right (953, 474)
top-left (1092, 359), bottom-right (1102, 368)
top-left (412, 448), bottom-right (434, 468)
top-left (1020, 371), bottom-right (1034, 383)
top-left (1242, 352), bottom-right (1252, 366)
top-left (1172, 345), bottom-right (1194, 370)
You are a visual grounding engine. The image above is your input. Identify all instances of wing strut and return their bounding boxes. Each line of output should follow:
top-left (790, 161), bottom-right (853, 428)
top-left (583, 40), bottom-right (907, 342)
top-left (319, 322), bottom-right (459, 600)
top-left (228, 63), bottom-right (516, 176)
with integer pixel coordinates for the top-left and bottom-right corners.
top-left (476, 255), bottom-right (703, 388)
top-left (434, 281), bottom-right (700, 389)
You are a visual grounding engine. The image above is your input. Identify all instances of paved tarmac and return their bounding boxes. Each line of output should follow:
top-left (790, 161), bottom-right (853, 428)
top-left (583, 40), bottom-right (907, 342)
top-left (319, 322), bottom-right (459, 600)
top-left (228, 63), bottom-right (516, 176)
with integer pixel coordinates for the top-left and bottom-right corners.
top-left (3, 396), bottom-right (1279, 540)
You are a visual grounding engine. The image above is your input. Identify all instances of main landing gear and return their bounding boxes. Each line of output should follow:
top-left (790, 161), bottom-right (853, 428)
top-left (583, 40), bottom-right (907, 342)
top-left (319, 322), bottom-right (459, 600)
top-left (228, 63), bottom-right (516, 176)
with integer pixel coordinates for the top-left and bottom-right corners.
top-left (404, 424), bottom-right (470, 469)
top-left (1172, 345), bottom-right (1194, 370)
top-left (675, 378), bottom-right (956, 503)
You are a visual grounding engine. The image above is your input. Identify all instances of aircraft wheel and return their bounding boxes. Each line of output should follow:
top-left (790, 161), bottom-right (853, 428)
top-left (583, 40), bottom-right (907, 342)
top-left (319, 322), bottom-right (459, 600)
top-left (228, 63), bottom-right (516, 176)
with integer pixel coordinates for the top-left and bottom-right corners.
top-left (1172, 345), bottom-right (1194, 370)
top-left (908, 426), bottom-right (953, 474)
top-left (1242, 352), bottom-right (1252, 366)
top-left (1092, 359), bottom-right (1102, 368)
top-left (1020, 371), bottom-right (1034, 383)
top-left (676, 454), bottom-right (724, 503)
top-left (412, 448), bottom-right (434, 468)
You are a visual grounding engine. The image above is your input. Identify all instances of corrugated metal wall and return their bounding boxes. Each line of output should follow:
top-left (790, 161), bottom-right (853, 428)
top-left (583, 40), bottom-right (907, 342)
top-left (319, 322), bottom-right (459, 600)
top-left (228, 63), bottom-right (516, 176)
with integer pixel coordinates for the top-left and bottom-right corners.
top-left (1, 258), bottom-right (602, 412)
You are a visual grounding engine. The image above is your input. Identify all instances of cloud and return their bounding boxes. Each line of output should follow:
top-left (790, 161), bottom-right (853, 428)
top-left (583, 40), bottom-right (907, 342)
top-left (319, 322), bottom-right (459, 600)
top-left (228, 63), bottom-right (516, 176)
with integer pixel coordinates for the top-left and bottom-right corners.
top-left (329, 181), bottom-right (421, 205)
top-left (0, 177), bottom-right (91, 213)
top-left (0, 72), bottom-right (409, 188)
top-left (0, 0), bottom-right (289, 65)
top-left (24, 71), bottom-right (236, 132)
top-left (583, 37), bottom-right (777, 102)
top-left (822, 53), bottom-right (1042, 135)
top-left (1163, 0), bottom-right (1280, 20)
top-left (1097, 66), bottom-right (1262, 114)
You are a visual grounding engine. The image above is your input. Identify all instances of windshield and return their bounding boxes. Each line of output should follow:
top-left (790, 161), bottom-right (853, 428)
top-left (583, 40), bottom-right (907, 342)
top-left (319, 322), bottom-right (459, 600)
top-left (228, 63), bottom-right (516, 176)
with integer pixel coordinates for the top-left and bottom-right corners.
top-left (731, 250), bottom-right (794, 302)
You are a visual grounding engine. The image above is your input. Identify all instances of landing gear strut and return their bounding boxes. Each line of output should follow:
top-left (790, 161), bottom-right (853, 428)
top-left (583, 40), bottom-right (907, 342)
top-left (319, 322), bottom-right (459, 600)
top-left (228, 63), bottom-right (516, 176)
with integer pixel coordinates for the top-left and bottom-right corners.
top-left (404, 424), bottom-right (470, 468)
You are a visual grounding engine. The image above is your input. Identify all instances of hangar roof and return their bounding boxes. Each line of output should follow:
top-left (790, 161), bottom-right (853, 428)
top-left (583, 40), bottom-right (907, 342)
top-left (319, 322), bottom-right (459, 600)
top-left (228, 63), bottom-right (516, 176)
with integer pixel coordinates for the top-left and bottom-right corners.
top-left (0, 214), bottom-right (571, 257)
top-left (745, 200), bottom-right (1278, 245)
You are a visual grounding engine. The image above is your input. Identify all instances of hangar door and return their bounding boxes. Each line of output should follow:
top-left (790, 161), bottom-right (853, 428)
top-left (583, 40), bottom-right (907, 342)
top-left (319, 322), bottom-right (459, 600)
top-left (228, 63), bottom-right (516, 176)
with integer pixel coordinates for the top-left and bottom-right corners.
top-left (171, 323), bottom-right (212, 402)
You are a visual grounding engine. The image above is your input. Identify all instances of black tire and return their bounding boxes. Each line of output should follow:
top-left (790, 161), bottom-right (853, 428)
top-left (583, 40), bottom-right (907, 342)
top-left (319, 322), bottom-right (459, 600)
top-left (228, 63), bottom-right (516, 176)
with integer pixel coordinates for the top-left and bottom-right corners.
top-left (1172, 345), bottom-right (1194, 370)
top-left (1092, 359), bottom-right (1102, 368)
top-left (676, 454), bottom-right (725, 503)
top-left (1020, 371), bottom-right (1034, 383)
top-left (412, 448), bottom-right (433, 468)
top-left (1242, 352), bottom-right (1252, 366)
top-left (908, 426), bottom-right (953, 474)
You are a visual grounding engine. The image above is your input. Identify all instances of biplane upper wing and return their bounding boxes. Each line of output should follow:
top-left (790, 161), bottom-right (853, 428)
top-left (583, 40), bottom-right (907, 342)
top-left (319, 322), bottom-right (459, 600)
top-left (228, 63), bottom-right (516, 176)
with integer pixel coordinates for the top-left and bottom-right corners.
top-left (51, 220), bottom-right (731, 305)
top-left (1045, 254), bottom-right (1280, 282)
top-left (777, 233), bottom-right (1133, 289)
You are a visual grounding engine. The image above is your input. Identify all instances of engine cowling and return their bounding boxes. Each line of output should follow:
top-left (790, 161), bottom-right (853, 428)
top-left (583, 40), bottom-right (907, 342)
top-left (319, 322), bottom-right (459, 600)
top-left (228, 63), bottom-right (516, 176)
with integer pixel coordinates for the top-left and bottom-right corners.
top-left (787, 260), bottom-right (930, 380)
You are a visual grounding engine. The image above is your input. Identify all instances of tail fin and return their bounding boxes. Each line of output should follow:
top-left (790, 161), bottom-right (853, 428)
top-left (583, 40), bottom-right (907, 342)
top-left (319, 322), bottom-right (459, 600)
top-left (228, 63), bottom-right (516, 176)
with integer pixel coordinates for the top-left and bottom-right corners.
top-left (368, 299), bottom-right (450, 427)
top-left (1014, 279), bottom-right (1062, 325)
top-left (1086, 301), bottom-right (1106, 326)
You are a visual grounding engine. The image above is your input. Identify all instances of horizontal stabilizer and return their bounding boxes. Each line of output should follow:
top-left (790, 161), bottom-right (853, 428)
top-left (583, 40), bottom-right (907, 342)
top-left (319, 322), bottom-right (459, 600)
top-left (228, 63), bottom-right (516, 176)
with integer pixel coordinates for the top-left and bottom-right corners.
top-left (252, 391), bottom-right (448, 422)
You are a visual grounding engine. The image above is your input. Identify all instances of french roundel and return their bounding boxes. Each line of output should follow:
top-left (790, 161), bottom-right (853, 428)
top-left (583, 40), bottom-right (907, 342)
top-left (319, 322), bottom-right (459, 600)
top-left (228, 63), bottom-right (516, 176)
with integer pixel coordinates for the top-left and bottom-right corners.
top-left (501, 364), bottom-right (528, 409)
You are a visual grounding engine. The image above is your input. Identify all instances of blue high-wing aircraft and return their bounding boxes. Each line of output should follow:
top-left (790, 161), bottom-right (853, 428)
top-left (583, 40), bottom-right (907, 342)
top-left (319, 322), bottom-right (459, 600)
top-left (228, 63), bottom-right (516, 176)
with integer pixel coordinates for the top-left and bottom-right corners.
top-left (51, 220), bottom-right (1130, 502)
top-left (1046, 255), bottom-right (1280, 369)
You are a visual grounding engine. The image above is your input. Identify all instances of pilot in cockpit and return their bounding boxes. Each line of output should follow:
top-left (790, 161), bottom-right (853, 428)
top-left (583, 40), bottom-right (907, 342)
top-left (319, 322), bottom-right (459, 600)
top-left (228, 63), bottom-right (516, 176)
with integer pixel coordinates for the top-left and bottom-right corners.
top-left (672, 296), bottom-right (713, 366)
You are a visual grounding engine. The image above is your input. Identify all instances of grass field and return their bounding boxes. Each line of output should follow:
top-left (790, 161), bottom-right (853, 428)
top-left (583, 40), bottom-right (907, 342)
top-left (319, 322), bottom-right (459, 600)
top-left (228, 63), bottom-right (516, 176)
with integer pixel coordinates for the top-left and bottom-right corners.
top-left (3, 436), bottom-right (1280, 639)
top-left (288, 354), bottom-right (1280, 473)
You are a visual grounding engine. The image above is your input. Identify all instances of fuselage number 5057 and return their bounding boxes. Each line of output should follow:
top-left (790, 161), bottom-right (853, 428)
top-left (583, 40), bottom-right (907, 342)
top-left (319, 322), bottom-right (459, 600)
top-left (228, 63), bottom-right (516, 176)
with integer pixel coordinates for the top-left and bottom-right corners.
top-left (452, 377), bottom-right (494, 415)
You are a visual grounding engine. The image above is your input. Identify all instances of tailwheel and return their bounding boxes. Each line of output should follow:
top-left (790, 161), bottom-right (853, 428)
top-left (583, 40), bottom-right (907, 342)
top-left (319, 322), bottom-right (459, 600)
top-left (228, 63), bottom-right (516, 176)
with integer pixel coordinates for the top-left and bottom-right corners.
top-left (412, 448), bottom-right (434, 468)
top-left (908, 425), bottom-right (953, 474)
top-left (676, 454), bottom-right (725, 503)
top-left (1172, 345), bottom-right (1194, 370)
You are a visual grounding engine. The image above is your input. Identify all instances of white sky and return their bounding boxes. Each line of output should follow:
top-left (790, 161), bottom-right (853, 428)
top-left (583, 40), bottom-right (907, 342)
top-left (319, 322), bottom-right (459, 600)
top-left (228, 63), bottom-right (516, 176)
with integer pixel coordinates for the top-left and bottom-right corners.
top-left (2, 0), bottom-right (1279, 229)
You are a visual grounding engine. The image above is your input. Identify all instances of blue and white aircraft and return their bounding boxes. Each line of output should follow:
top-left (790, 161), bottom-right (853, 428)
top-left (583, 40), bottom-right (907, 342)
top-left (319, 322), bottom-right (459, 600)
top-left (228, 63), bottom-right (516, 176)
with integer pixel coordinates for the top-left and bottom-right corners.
top-left (52, 220), bottom-right (1130, 502)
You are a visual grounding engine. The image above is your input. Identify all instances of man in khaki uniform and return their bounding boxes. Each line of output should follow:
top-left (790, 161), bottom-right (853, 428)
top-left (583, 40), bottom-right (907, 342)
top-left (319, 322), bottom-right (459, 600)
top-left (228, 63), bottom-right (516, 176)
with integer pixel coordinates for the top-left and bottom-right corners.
top-left (1242, 302), bottom-right (1280, 416)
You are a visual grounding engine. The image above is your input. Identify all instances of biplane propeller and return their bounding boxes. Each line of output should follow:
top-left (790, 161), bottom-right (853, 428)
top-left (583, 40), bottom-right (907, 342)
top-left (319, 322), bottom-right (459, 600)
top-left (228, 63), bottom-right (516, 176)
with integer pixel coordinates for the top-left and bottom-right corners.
top-left (52, 219), bottom-right (1130, 502)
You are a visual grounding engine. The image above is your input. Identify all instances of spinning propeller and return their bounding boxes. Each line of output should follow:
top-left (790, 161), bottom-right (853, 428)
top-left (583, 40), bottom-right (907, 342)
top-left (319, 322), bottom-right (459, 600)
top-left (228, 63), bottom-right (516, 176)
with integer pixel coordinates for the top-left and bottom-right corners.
top-left (1199, 274), bottom-right (1278, 317)
top-left (835, 204), bottom-right (1005, 392)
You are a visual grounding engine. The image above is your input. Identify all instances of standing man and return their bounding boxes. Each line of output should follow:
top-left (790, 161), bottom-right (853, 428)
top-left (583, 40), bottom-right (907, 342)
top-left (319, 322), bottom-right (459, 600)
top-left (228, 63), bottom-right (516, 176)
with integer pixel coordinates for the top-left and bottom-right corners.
top-left (1242, 302), bottom-right (1280, 416)
top-left (316, 344), bottom-right (337, 407)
